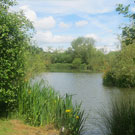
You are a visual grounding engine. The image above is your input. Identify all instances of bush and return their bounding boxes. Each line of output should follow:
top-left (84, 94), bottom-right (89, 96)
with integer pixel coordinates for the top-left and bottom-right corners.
top-left (0, 0), bottom-right (33, 112)
top-left (103, 45), bottom-right (135, 88)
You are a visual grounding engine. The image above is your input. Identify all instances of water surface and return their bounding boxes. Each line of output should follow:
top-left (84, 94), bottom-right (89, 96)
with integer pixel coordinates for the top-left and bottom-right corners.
top-left (34, 72), bottom-right (135, 135)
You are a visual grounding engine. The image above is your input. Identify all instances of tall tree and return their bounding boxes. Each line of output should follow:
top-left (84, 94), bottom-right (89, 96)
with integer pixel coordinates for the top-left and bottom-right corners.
top-left (71, 37), bottom-right (95, 64)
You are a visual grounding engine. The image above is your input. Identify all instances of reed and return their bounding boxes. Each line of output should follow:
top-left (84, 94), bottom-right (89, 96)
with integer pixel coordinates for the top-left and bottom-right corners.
top-left (17, 80), bottom-right (85, 135)
top-left (100, 96), bottom-right (135, 135)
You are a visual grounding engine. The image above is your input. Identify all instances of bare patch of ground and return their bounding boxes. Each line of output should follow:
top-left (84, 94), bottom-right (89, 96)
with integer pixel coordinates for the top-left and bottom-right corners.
top-left (0, 119), bottom-right (59, 135)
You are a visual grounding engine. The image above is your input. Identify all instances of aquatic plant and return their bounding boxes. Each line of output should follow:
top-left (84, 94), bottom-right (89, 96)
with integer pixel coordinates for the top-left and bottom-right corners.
top-left (100, 96), bottom-right (135, 135)
top-left (18, 80), bottom-right (85, 135)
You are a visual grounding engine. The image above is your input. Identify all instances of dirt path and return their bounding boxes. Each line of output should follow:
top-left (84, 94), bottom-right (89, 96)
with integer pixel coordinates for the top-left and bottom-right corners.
top-left (9, 120), bottom-right (59, 135)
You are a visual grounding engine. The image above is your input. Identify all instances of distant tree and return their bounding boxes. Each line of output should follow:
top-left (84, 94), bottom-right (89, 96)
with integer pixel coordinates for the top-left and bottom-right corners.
top-left (72, 58), bottom-right (82, 69)
top-left (71, 37), bottom-right (95, 64)
top-left (24, 45), bottom-right (46, 80)
top-left (45, 36), bottom-right (105, 72)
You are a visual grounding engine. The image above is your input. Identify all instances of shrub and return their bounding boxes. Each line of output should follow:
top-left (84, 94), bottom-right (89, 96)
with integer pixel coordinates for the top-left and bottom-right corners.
top-left (0, 0), bottom-right (33, 113)
top-left (103, 44), bottom-right (135, 88)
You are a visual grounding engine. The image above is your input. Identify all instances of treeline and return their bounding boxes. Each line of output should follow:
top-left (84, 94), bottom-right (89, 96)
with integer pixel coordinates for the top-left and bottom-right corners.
top-left (103, 2), bottom-right (135, 88)
top-left (30, 37), bottom-right (106, 72)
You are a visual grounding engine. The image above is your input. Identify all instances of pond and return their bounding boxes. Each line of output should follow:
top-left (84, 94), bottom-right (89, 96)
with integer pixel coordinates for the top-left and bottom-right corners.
top-left (34, 72), bottom-right (135, 135)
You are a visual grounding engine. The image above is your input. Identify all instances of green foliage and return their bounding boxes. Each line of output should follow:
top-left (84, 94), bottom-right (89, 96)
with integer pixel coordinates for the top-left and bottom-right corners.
top-left (0, 120), bottom-right (15, 135)
top-left (71, 37), bottom-right (95, 64)
top-left (0, 0), bottom-right (33, 112)
top-left (0, 0), bottom-right (16, 8)
top-left (87, 49), bottom-right (105, 71)
top-left (72, 58), bottom-right (82, 69)
top-left (103, 1), bottom-right (135, 88)
top-left (70, 37), bottom-right (105, 71)
top-left (116, 3), bottom-right (135, 46)
top-left (18, 81), bottom-right (85, 135)
top-left (48, 63), bottom-right (72, 72)
top-left (24, 45), bottom-right (47, 80)
top-left (0, 1), bottom-right (86, 133)
top-left (101, 96), bottom-right (135, 135)
top-left (51, 50), bottom-right (73, 64)
top-left (48, 63), bottom-right (88, 72)
top-left (45, 37), bottom-right (105, 72)
top-left (103, 45), bottom-right (135, 87)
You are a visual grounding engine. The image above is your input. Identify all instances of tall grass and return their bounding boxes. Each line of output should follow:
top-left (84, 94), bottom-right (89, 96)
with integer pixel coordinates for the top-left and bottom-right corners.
top-left (17, 80), bottom-right (85, 135)
top-left (100, 96), bottom-right (135, 135)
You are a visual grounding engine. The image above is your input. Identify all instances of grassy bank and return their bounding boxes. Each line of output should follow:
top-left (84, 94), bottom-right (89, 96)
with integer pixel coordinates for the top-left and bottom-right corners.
top-left (0, 80), bottom-right (86, 135)
top-left (0, 119), bottom-right (14, 135)
top-left (46, 69), bottom-right (98, 73)
top-left (47, 63), bottom-right (103, 73)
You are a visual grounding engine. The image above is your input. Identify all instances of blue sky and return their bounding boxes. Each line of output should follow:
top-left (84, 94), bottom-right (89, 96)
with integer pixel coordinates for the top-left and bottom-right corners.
top-left (14, 0), bottom-right (133, 51)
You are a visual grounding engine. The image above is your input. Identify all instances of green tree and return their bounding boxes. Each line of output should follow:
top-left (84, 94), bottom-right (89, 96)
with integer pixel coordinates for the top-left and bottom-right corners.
top-left (103, 1), bottom-right (135, 87)
top-left (87, 49), bottom-right (105, 71)
top-left (0, 0), bottom-right (33, 113)
top-left (103, 45), bottom-right (135, 87)
top-left (71, 37), bottom-right (95, 64)
top-left (24, 45), bottom-right (46, 80)
top-left (72, 58), bottom-right (82, 69)
top-left (116, 2), bottom-right (135, 46)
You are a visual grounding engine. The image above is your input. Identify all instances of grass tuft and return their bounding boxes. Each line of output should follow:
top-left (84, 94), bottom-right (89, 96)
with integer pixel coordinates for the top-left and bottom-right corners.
top-left (100, 96), bottom-right (135, 135)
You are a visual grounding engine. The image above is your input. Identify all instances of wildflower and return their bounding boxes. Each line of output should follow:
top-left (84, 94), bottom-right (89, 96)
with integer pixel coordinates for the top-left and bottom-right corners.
top-left (76, 116), bottom-right (79, 119)
top-left (28, 90), bottom-right (31, 94)
top-left (65, 109), bottom-right (71, 113)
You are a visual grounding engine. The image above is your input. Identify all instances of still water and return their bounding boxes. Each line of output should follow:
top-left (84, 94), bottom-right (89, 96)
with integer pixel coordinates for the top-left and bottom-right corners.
top-left (34, 72), bottom-right (135, 135)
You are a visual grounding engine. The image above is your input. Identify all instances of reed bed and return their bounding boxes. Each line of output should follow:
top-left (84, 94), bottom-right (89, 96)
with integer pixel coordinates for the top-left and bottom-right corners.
top-left (100, 96), bottom-right (135, 135)
top-left (17, 80), bottom-right (85, 135)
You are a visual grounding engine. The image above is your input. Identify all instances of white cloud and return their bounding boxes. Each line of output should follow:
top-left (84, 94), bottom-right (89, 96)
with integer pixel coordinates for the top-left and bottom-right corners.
top-left (85, 33), bottom-right (119, 51)
top-left (18, 5), bottom-right (74, 45)
top-left (18, 0), bottom-right (129, 15)
top-left (16, 1), bottom-right (126, 50)
top-left (86, 17), bottom-right (113, 33)
top-left (34, 31), bottom-right (74, 43)
top-left (131, 7), bottom-right (135, 12)
top-left (35, 16), bottom-right (56, 30)
top-left (20, 5), bottom-right (37, 22)
top-left (85, 34), bottom-right (98, 40)
top-left (59, 22), bottom-right (71, 29)
top-left (20, 6), bottom-right (56, 30)
top-left (75, 20), bottom-right (88, 27)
